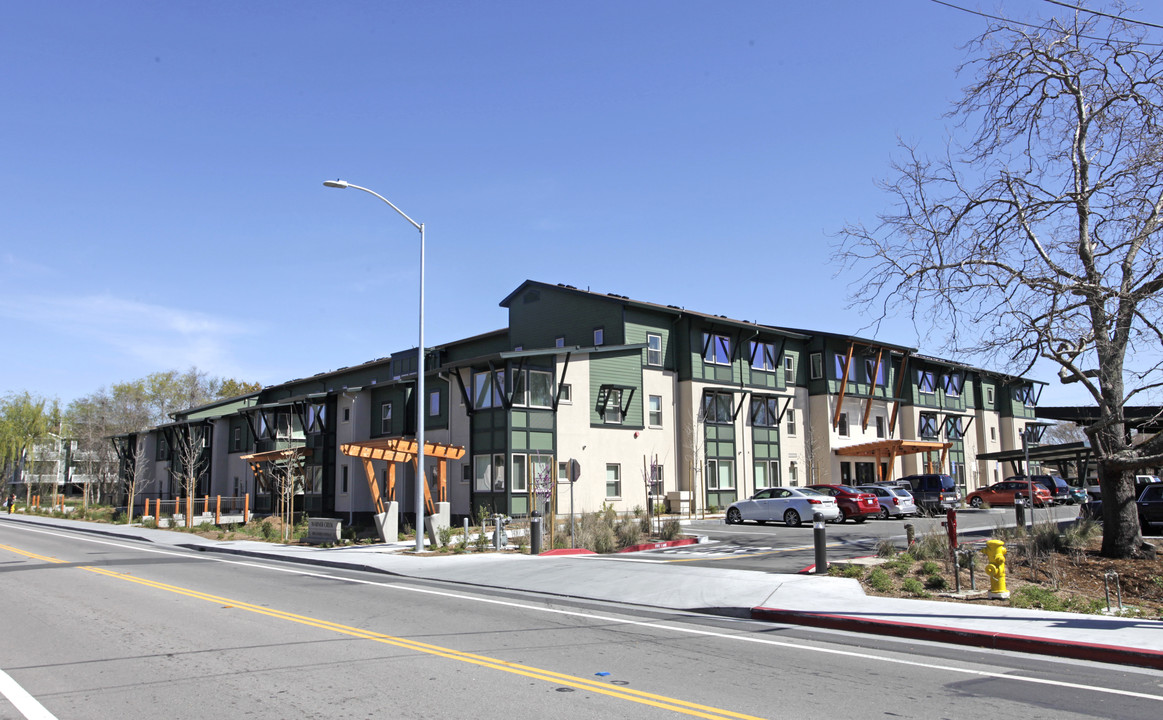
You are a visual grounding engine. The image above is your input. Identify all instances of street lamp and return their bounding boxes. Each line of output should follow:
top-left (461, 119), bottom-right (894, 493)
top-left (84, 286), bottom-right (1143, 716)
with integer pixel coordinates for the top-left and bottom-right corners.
top-left (324, 179), bottom-right (427, 553)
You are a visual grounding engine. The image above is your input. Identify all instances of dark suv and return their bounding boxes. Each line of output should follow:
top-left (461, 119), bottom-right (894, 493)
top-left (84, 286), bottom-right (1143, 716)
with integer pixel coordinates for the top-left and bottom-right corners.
top-left (892, 474), bottom-right (961, 514)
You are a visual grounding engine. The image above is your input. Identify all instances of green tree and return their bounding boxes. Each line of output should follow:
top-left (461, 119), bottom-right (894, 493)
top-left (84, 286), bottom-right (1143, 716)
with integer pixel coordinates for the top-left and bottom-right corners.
top-left (1, 392), bottom-right (61, 499)
top-left (837, 2), bottom-right (1163, 557)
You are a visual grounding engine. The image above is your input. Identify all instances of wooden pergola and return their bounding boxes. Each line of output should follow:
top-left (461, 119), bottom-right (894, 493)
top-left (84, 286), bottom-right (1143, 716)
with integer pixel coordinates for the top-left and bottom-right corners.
top-left (834, 439), bottom-right (953, 482)
top-left (240, 447), bottom-right (314, 492)
top-left (339, 438), bottom-right (466, 517)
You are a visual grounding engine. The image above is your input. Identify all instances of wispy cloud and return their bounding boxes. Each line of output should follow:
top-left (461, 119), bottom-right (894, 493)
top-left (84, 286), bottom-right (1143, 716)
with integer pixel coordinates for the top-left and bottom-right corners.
top-left (0, 294), bottom-right (256, 378)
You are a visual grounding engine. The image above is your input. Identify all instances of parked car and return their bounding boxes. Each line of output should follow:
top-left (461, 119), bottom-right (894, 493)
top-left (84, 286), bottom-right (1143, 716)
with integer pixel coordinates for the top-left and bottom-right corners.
top-left (890, 474), bottom-right (961, 514)
top-left (725, 487), bottom-right (841, 527)
top-left (1137, 483), bottom-right (1163, 533)
top-left (1017, 474), bottom-right (1072, 504)
top-left (807, 484), bottom-right (881, 523)
top-left (854, 484), bottom-right (917, 519)
top-left (1065, 486), bottom-right (1089, 505)
top-left (966, 479), bottom-right (1053, 508)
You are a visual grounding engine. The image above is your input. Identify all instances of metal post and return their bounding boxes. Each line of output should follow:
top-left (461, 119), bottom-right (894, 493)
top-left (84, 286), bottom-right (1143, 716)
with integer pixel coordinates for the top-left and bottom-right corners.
top-left (530, 512), bottom-right (541, 555)
top-left (415, 222), bottom-right (425, 553)
top-left (813, 512), bottom-right (828, 574)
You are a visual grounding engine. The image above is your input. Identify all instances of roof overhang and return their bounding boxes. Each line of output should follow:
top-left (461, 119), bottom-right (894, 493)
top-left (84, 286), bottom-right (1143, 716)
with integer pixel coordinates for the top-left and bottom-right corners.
top-left (834, 439), bottom-right (952, 457)
top-left (340, 438), bottom-right (466, 463)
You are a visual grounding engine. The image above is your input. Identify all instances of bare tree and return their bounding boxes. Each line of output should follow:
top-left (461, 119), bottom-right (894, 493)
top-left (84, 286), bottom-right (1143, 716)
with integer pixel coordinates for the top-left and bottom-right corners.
top-left (170, 424), bottom-right (209, 528)
top-left (837, 3), bottom-right (1163, 556)
top-left (126, 439), bottom-right (150, 524)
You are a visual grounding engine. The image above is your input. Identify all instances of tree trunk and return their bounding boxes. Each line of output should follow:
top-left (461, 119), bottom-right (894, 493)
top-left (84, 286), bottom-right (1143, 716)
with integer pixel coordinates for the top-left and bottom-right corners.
top-left (1097, 427), bottom-right (1144, 558)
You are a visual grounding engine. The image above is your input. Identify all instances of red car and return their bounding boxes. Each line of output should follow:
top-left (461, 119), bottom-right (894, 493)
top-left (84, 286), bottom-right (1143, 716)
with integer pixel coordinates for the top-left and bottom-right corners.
top-left (807, 484), bottom-right (881, 523)
top-left (966, 480), bottom-right (1052, 508)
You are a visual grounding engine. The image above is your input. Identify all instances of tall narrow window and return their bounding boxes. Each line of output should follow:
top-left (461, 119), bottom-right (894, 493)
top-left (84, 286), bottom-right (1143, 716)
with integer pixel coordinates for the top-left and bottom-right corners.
top-left (529, 370), bottom-right (553, 408)
top-left (429, 390), bottom-right (440, 416)
top-left (838, 412), bottom-right (849, 437)
top-left (810, 353), bottom-right (824, 380)
top-left (787, 408), bottom-right (797, 436)
top-left (789, 461), bottom-right (798, 486)
top-left (381, 402), bottom-right (393, 435)
top-left (606, 464), bottom-right (621, 498)
top-left (875, 416), bottom-right (885, 439)
top-left (603, 389), bottom-right (623, 424)
top-left (512, 454), bottom-right (527, 493)
top-left (232, 427), bottom-right (241, 452)
top-left (784, 355), bottom-right (796, 383)
top-left (648, 395), bottom-right (663, 427)
top-left (341, 465), bottom-right (349, 494)
top-left (594, 327), bottom-right (604, 345)
top-left (646, 333), bottom-right (662, 366)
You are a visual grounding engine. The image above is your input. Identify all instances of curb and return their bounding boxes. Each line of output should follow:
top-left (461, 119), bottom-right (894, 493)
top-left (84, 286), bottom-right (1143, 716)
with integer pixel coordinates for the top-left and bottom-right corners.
top-left (750, 606), bottom-right (1163, 671)
top-left (618, 537), bottom-right (699, 553)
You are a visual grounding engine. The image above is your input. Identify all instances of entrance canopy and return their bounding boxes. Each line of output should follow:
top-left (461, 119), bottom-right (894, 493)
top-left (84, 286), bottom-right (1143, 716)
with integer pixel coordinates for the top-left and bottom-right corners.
top-left (240, 447), bottom-right (313, 493)
top-left (340, 438), bottom-right (465, 516)
top-left (834, 439), bottom-right (953, 482)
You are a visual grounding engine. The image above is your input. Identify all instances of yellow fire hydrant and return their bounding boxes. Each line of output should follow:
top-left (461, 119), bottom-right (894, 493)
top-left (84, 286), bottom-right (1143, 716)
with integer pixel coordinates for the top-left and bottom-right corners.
top-left (985, 539), bottom-right (1009, 599)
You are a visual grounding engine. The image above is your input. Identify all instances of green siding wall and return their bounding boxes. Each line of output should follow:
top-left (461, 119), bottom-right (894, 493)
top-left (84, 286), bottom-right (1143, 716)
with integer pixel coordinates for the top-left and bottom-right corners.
top-left (589, 350), bottom-right (644, 427)
top-left (508, 285), bottom-right (625, 349)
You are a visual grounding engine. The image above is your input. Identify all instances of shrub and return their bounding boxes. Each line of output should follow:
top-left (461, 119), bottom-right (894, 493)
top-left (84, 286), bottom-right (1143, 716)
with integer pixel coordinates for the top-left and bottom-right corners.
top-left (1010, 585), bottom-right (1064, 611)
top-left (259, 519), bottom-right (276, 541)
top-left (919, 560), bottom-right (942, 575)
top-left (924, 574), bottom-right (949, 591)
top-left (842, 564), bottom-right (865, 579)
top-left (438, 525), bottom-right (454, 549)
top-left (901, 577), bottom-right (928, 596)
top-left (867, 568), bottom-right (894, 592)
top-left (616, 517), bottom-right (643, 548)
top-left (659, 519), bottom-right (682, 541)
top-left (653, 502), bottom-right (667, 517)
top-left (911, 533), bottom-right (949, 561)
top-left (576, 510), bottom-right (617, 553)
top-left (633, 505), bottom-right (643, 518)
top-left (876, 539), bottom-right (899, 558)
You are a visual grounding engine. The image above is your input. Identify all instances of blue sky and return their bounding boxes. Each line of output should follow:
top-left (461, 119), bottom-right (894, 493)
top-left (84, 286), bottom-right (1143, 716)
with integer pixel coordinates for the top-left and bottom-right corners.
top-left (2, 1), bottom-right (1144, 408)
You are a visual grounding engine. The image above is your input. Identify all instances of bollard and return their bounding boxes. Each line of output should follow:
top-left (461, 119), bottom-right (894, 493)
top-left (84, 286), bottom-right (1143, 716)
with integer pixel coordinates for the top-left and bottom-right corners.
top-left (1014, 495), bottom-right (1026, 527)
top-left (813, 512), bottom-right (828, 574)
top-left (904, 523), bottom-right (915, 547)
top-left (530, 512), bottom-right (542, 555)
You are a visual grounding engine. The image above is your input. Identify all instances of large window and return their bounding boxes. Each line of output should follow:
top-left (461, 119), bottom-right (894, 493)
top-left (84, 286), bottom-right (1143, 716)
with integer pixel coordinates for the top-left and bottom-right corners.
top-left (946, 416), bottom-right (964, 440)
top-left (919, 412), bottom-right (939, 439)
top-left (528, 370), bottom-right (553, 408)
top-left (703, 391), bottom-right (734, 424)
top-left (755, 460), bottom-right (778, 489)
top-left (749, 341), bottom-right (776, 371)
top-left (750, 396), bottom-right (779, 427)
top-left (473, 453), bottom-right (506, 492)
top-left (603, 389), bottom-right (623, 424)
top-left (834, 354), bottom-right (854, 381)
top-left (473, 370), bottom-right (503, 408)
top-left (809, 352), bottom-right (823, 380)
top-left (707, 458), bottom-right (734, 490)
top-left (703, 333), bottom-right (732, 366)
top-left (647, 333), bottom-right (663, 366)
top-left (943, 372), bottom-right (963, 397)
top-left (606, 464), bottom-right (621, 498)
top-left (865, 358), bottom-right (884, 385)
top-left (918, 370), bottom-right (937, 394)
top-left (381, 402), bottom-right (393, 435)
top-left (648, 395), bottom-right (663, 427)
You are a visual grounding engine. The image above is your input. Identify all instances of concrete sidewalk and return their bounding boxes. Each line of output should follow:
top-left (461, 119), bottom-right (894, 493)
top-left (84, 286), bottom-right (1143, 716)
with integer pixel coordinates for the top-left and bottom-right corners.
top-left (4, 513), bottom-right (1162, 670)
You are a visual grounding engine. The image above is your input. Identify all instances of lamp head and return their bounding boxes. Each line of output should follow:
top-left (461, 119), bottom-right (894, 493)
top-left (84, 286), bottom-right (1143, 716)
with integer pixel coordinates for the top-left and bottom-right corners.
top-left (323, 180), bottom-right (349, 189)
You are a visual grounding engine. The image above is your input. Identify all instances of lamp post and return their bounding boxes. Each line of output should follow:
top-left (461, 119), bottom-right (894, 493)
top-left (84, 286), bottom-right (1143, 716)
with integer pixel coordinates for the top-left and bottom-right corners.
top-left (324, 179), bottom-right (427, 552)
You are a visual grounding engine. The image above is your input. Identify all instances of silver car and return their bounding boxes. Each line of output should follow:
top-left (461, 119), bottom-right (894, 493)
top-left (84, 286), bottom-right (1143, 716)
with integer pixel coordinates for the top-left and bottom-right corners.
top-left (726, 487), bottom-right (841, 527)
top-left (855, 484), bottom-right (917, 519)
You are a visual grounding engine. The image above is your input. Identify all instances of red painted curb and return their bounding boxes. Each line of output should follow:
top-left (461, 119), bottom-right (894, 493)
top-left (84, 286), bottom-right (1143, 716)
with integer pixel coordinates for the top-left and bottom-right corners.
top-left (618, 538), bottom-right (699, 553)
top-left (750, 606), bottom-right (1163, 670)
top-left (539, 548), bottom-right (596, 556)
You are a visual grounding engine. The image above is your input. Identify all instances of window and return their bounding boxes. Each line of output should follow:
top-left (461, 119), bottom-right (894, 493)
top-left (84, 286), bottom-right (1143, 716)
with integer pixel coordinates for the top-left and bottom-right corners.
top-left (751, 396), bottom-right (779, 427)
top-left (559, 383), bottom-right (572, 403)
top-left (702, 391), bottom-right (733, 424)
top-left (918, 370), bottom-right (937, 394)
top-left (473, 370), bottom-right (502, 409)
top-left (341, 465), bottom-right (349, 494)
top-left (381, 402), bottom-right (393, 434)
top-left (594, 327), bottom-right (604, 345)
top-left (473, 453), bottom-right (506, 492)
top-left (511, 370), bottom-right (527, 406)
top-left (749, 341), bottom-right (776, 371)
top-left (788, 461), bottom-right (798, 486)
top-left (702, 332), bottom-right (732, 365)
top-left (606, 464), bottom-right (621, 498)
top-left (648, 395), bottom-right (663, 427)
top-left (946, 416), bottom-right (964, 440)
top-left (919, 412), bottom-right (939, 439)
top-left (512, 454), bottom-right (527, 493)
top-left (429, 390), bottom-right (440, 416)
top-left (986, 387), bottom-right (995, 404)
top-left (809, 352), bottom-right (823, 380)
top-left (647, 333), bottom-right (663, 366)
top-left (232, 427), bottom-right (241, 452)
top-left (707, 458), bottom-right (735, 490)
top-left (555, 336), bottom-right (566, 348)
top-left (990, 426), bottom-right (997, 441)
top-left (865, 358), bottom-right (884, 385)
top-left (601, 388), bottom-right (624, 424)
top-left (837, 412), bottom-right (849, 437)
top-left (835, 354), bottom-right (854, 381)
top-left (306, 404), bottom-right (327, 434)
top-left (755, 460), bottom-right (778, 489)
top-left (343, 407), bottom-right (350, 422)
top-left (943, 372), bottom-right (963, 397)
top-left (558, 461), bottom-right (569, 483)
top-left (784, 355), bottom-right (796, 384)
top-left (529, 370), bottom-right (553, 408)
top-left (787, 408), bottom-right (797, 436)
top-left (875, 416), bottom-right (886, 439)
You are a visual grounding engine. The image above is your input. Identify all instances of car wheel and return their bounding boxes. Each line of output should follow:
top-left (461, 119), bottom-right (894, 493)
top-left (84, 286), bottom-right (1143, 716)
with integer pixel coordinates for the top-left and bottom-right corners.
top-left (784, 509), bottom-right (802, 528)
top-left (970, 497), bottom-right (983, 508)
top-left (878, 507), bottom-right (891, 520)
top-left (834, 508), bottom-right (846, 524)
top-left (726, 507), bottom-right (742, 525)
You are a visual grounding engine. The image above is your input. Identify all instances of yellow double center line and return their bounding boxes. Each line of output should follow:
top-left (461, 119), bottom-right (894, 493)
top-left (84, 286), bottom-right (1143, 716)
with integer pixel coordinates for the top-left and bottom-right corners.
top-left (0, 543), bottom-right (765, 720)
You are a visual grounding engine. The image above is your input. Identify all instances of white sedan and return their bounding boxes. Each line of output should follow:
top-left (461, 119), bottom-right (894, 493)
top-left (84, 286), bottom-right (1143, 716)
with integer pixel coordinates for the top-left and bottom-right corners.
top-left (725, 487), bottom-right (841, 527)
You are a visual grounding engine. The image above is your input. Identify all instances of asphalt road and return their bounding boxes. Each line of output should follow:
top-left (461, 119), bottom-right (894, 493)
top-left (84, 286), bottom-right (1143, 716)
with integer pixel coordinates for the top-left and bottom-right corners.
top-left (2, 519), bottom-right (1162, 719)
top-left (624, 505), bottom-right (1085, 573)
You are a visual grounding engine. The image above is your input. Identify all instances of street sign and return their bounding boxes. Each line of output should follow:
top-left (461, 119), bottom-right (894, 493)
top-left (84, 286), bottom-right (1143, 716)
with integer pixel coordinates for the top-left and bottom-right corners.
top-left (569, 458), bottom-right (581, 483)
